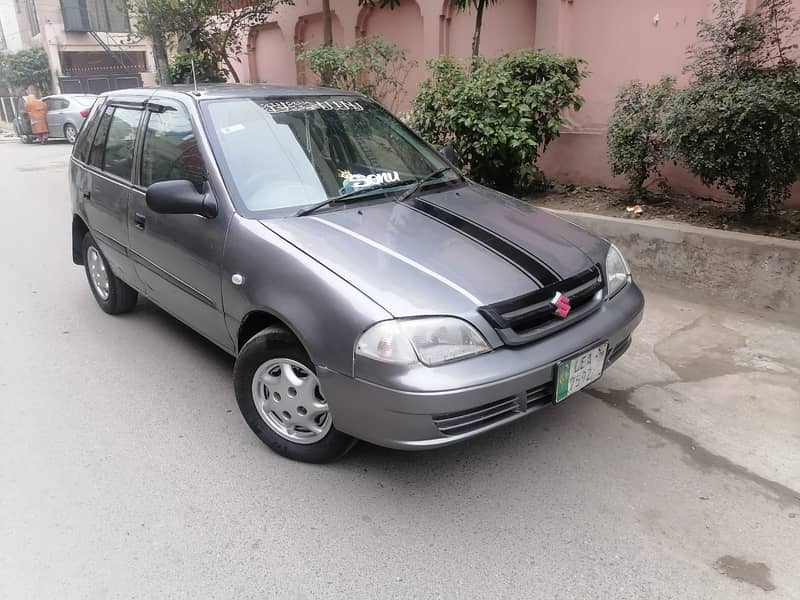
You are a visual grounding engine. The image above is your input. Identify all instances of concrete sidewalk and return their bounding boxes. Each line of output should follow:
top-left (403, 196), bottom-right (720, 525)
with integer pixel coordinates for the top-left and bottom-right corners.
top-left (596, 290), bottom-right (799, 498)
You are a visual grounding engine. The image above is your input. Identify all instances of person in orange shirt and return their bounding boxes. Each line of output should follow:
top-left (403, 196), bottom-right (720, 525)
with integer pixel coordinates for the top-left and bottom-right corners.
top-left (24, 86), bottom-right (48, 144)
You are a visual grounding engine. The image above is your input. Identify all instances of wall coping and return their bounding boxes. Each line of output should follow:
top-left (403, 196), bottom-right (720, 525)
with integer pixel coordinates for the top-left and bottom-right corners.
top-left (548, 208), bottom-right (800, 250)
top-left (543, 208), bottom-right (800, 322)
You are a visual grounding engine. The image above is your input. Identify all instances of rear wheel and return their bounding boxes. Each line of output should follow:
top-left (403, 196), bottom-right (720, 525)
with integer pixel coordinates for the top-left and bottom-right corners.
top-left (82, 233), bottom-right (138, 314)
top-left (64, 123), bottom-right (78, 144)
top-left (234, 327), bottom-right (355, 463)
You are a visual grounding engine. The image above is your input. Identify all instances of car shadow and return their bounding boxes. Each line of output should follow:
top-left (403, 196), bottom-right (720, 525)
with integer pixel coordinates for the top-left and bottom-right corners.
top-left (338, 403), bottom-right (575, 471)
top-left (126, 296), bottom-right (591, 481)
top-left (130, 298), bottom-right (235, 368)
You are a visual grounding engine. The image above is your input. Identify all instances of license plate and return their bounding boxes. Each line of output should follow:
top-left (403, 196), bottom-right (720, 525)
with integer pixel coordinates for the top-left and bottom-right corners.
top-left (555, 343), bottom-right (608, 403)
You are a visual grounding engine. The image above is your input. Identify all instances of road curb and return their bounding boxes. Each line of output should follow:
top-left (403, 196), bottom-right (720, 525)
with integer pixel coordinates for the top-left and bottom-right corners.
top-left (546, 209), bottom-right (800, 319)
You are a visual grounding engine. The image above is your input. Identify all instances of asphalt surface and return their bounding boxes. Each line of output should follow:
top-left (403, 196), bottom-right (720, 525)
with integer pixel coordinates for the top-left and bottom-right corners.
top-left (1, 141), bottom-right (798, 599)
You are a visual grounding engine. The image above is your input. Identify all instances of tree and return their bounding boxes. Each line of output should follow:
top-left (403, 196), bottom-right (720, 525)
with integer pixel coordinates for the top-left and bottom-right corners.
top-left (169, 49), bottom-right (227, 83)
top-left (322, 0), bottom-right (333, 46)
top-left (0, 47), bottom-right (51, 94)
top-left (319, 0), bottom-right (334, 85)
top-left (127, 0), bottom-right (292, 83)
top-left (452, 0), bottom-right (501, 57)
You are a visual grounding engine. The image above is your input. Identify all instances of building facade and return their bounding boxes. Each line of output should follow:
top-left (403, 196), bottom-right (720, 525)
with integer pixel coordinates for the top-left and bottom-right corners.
top-left (231, 0), bottom-right (800, 204)
top-left (1, 0), bottom-right (157, 94)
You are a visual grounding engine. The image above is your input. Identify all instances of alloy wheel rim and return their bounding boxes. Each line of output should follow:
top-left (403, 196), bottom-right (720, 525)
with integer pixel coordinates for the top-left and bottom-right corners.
top-left (66, 126), bottom-right (77, 143)
top-left (86, 246), bottom-right (110, 300)
top-left (251, 358), bottom-right (330, 444)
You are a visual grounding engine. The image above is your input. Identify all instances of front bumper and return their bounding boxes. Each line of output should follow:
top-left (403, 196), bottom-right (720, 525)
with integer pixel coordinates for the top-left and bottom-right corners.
top-left (317, 282), bottom-right (644, 450)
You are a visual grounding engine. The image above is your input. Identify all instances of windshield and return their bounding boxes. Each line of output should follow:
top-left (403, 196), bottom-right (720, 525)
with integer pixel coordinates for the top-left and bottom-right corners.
top-left (202, 96), bottom-right (456, 214)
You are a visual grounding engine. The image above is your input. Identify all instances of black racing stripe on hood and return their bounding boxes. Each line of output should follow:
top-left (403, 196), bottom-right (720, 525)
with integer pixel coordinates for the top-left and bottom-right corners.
top-left (404, 198), bottom-right (560, 286)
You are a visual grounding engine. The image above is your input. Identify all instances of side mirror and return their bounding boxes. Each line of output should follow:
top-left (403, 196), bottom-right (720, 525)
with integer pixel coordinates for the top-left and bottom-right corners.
top-left (438, 143), bottom-right (457, 165)
top-left (145, 180), bottom-right (217, 218)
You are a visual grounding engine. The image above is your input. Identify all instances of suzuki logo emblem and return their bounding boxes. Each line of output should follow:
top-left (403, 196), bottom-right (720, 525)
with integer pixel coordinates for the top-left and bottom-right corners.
top-left (551, 291), bottom-right (571, 318)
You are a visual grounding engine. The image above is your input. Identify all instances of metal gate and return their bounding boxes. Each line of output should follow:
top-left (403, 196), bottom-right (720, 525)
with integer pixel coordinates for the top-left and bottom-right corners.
top-left (58, 74), bottom-right (143, 94)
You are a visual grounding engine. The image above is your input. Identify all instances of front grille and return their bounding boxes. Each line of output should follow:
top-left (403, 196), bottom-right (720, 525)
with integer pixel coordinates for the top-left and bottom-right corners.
top-left (478, 266), bottom-right (604, 346)
top-left (433, 381), bottom-right (555, 436)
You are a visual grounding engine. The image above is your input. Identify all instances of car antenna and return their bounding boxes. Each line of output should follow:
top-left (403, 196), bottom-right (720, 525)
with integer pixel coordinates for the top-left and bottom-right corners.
top-left (190, 58), bottom-right (199, 95)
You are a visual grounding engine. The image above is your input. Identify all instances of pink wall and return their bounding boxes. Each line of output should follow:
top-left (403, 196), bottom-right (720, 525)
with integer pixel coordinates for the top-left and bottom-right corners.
top-left (232, 0), bottom-right (800, 207)
top-left (536, 0), bottom-right (800, 207)
top-left (295, 12), bottom-right (345, 84)
top-left (539, 0), bottom-right (714, 197)
top-left (357, 0), bottom-right (426, 110)
top-left (248, 23), bottom-right (296, 84)
top-left (237, 0), bottom-right (538, 110)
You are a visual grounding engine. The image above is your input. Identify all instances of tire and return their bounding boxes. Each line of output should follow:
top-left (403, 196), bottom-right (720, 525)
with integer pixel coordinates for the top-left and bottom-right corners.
top-left (82, 233), bottom-right (138, 315)
top-left (64, 123), bottom-right (78, 144)
top-left (234, 326), bottom-right (356, 463)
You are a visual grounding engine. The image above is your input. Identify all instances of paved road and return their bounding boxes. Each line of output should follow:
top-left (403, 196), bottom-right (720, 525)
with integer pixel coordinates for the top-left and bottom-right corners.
top-left (1, 141), bottom-right (798, 599)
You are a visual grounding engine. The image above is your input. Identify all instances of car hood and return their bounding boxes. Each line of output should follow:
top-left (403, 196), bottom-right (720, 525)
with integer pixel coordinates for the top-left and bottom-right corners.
top-left (261, 183), bottom-right (609, 318)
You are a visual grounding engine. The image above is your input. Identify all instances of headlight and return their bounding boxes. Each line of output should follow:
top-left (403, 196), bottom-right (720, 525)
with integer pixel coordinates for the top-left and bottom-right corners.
top-left (356, 317), bottom-right (490, 366)
top-left (605, 244), bottom-right (630, 297)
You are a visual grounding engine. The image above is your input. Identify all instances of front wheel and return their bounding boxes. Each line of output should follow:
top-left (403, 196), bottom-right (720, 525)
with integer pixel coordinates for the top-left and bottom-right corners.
top-left (64, 123), bottom-right (78, 144)
top-left (234, 327), bottom-right (355, 463)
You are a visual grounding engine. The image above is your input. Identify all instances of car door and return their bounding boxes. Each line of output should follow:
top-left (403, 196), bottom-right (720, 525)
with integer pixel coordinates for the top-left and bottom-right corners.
top-left (45, 97), bottom-right (67, 134)
top-left (81, 102), bottom-right (143, 287)
top-left (128, 97), bottom-right (234, 352)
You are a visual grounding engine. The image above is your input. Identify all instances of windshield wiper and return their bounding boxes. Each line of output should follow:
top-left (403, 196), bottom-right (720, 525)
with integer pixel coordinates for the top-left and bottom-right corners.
top-left (296, 178), bottom-right (416, 217)
top-left (396, 167), bottom-right (453, 204)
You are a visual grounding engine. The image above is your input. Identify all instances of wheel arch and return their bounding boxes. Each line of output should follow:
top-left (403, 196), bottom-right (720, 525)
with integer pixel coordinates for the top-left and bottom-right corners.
top-left (63, 121), bottom-right (78, 137)
top-left (237, 309), bottom-right (307, 356)
top-left (72, 214), bottom-right (89, 265)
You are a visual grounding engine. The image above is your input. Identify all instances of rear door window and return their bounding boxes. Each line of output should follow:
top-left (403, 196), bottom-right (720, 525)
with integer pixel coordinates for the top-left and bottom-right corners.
top-left (88, 106), bottom-right (114, 169)
top-left (140, 103), bottom-right (206, 191)
top-left (102, 107), bottom-right (142, 180)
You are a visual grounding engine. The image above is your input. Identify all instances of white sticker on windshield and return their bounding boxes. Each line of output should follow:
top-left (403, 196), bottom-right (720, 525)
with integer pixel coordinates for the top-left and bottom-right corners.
top-left (260, 100), bottom-right (365, 114)
top-left (345, 171), bottom-right (400, 189)
top-left (220, 123), bottom-right (245, 135)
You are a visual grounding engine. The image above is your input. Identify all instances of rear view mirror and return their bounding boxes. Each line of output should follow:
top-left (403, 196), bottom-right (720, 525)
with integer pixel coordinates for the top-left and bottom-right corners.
top-left (146, 180), bottom-right (217, 218)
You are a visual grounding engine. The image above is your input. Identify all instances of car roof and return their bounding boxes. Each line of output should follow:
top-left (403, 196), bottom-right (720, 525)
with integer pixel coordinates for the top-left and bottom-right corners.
top-left (44, 93), bottom-right (97, 99)
top-left (98, 84), bottom-right (362, 103)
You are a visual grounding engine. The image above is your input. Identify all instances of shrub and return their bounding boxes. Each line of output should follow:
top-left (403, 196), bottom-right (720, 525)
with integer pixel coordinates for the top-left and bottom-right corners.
top-left (411, 56), bottom-right (466, 148)
top-left (607, 77), bottom-right (675, 196)
top-left (664, 0), bottom-right (800, 216)
top-left (169, 50), bottom-right (226, 84)
top-left (412, 50), bottom-right (587, 193)
top-left (664, 75), bottom-right (800, 215)
top-left (297, 36), bottom-right (417, 112)
top-left (685, 0), bottom-right (800, 82)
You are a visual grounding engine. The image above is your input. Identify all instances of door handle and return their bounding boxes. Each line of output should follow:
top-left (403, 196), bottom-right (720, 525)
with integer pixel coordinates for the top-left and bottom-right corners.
top-left (82, 191), bottom-right (90, 200)
top-left (134, 212), bottom-right (146, 230)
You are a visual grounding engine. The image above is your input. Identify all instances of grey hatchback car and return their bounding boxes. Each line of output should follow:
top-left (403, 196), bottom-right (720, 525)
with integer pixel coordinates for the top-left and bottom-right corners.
top-left (70, 85), bottom-right (644, 462)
